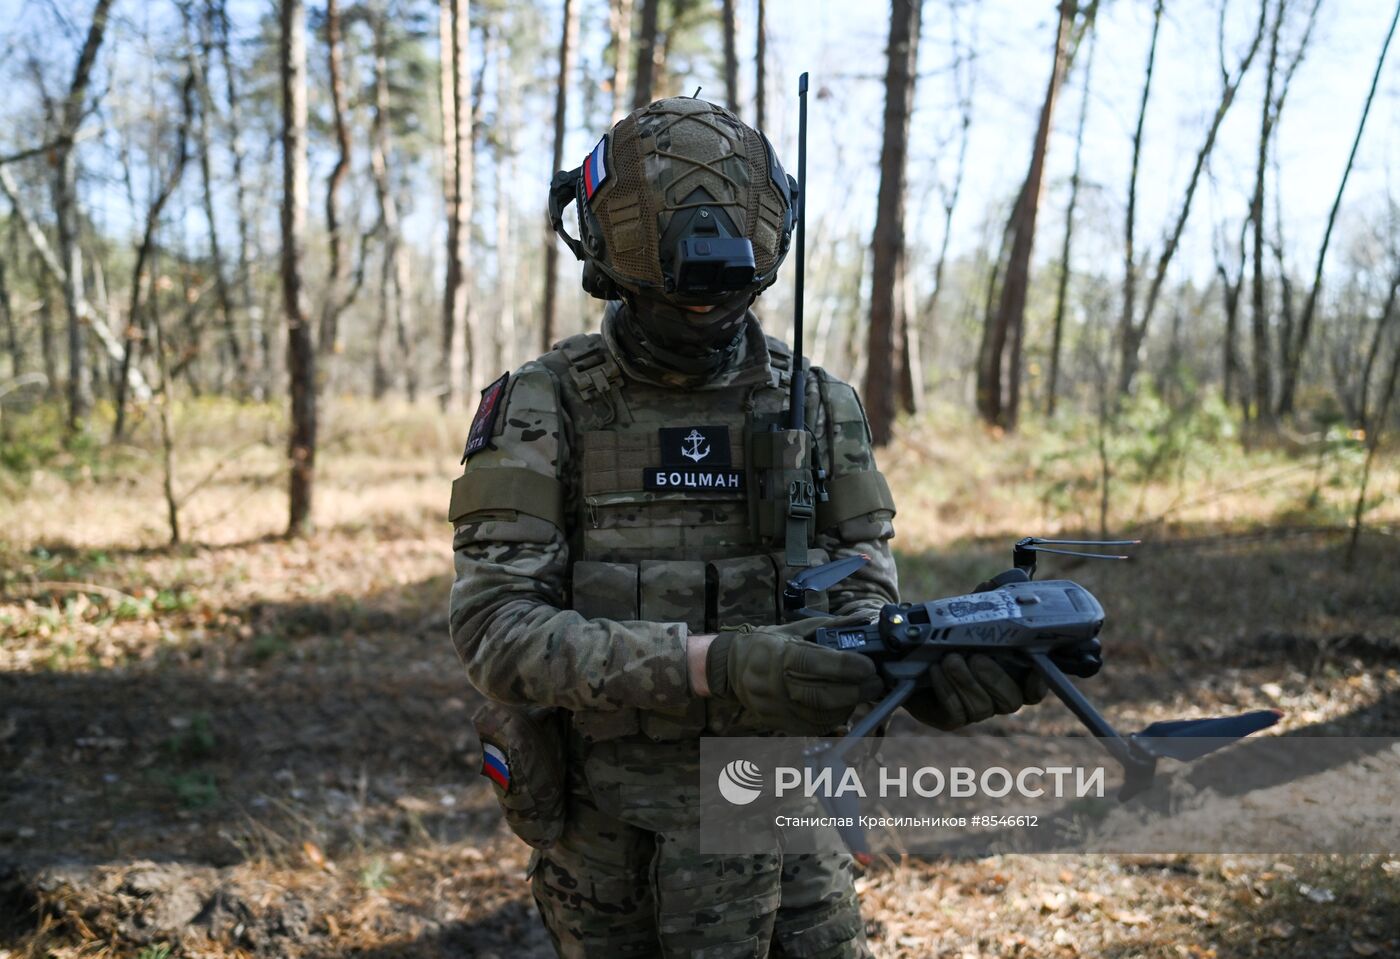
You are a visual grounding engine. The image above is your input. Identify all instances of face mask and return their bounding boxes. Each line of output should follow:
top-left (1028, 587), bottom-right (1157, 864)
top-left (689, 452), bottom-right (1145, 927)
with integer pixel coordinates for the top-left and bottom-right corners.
top-left (616, 294), bottom-right (753, 379)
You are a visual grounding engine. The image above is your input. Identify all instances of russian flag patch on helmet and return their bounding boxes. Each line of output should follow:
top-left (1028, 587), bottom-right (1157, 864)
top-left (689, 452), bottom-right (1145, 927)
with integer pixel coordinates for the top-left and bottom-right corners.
top-left (583, 135), bottom-right (608, 200)
top-left (481, 742), bottom-right (510, 790)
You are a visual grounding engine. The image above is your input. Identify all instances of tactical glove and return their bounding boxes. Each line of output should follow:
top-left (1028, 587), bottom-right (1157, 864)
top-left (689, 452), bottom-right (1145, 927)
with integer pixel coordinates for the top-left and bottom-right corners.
top-left (707, 622), bottom-right (885, 735)
top-left (903, 653), bottom-right (1048, 731)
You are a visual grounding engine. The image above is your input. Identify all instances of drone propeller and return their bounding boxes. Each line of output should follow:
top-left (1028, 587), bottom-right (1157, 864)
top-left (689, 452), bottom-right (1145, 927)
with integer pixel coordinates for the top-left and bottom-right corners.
top-left (1133, 709), bottom-right (1283, 762)
top-left (784, 554), bottom-right (872, 616)
top-left (1013, 536), bottom-right (1141, 576)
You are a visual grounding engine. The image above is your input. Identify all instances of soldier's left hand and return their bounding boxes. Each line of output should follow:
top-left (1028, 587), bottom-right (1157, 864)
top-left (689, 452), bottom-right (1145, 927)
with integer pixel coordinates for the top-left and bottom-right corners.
top-left (904, 653), bottom-right (1047, 731)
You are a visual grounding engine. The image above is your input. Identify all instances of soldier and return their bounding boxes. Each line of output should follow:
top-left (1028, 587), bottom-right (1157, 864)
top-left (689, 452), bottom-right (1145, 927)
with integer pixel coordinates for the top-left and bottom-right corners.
top-left (449, 97), bottom-right (1044, 958)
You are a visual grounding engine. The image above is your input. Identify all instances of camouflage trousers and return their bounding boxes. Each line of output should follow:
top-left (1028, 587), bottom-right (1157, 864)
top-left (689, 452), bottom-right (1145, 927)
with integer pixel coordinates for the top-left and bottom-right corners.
top-left (529, 733), bottom-right (871, 959)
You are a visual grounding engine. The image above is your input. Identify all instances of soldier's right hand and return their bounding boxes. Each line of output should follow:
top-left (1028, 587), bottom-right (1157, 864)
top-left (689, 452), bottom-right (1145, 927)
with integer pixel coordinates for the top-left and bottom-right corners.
top-left (703, 626), bottom-right (885, 735)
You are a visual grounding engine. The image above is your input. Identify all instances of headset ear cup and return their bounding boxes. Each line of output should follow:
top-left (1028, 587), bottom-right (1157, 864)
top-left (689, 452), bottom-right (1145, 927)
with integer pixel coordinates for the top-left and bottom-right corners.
top-left (581, 261), bottom-right (619, 301)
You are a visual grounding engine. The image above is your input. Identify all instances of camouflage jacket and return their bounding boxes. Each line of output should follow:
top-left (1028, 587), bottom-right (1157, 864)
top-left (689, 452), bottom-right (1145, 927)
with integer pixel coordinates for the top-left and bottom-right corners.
top-left (448, 306), bottom-right (899, 736)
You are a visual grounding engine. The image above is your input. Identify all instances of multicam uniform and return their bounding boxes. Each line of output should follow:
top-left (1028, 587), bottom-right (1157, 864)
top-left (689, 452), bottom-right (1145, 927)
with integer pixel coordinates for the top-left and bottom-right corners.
top-left (448, 301), bottom-right (898, 958)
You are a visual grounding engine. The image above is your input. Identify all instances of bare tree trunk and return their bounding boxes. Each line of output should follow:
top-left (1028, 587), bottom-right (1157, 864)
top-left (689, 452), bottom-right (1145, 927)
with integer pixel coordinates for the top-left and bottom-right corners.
top-left (0, 166), bottom-right (150, 400)
top-left (212, 0), bottom-right (260, 400)
top-left (976, 0), bottom-right (1073, 429)
top-left (52, 0), bottom-right (115, 433)
top-left (1217, 217), bottom-right (1249, 405)
top-left (466, 36), bottom-right (491, 400)
top-left (495, 40), bottom-right (518, 373)
top-left (1047, 24), bottom-right (1095, 417)
top-left (897, 258), bottom-right (920, 412)
top-left (187, 11), bottom-right (242, 397)
top-left (1121, 0), bottom-right (1266, 396)
top-left (721, 0), bottom-right (739, 111)
top-left (1347, 327), bottom-right (1400, 566)
top-left (1248, 0), bottom-right (1287, 427)
top-left (634, 0), bottom-right (660, 109)
top-left (1358, 267), bottom-right (1400, 430)
top-left (113, 72), bottom-right (195, 441)
top-left (0, 256), bottom-right (17, 379)
top-left (609, 0), bottom-right (633, 121)
top-left (864, 0), bottom-right (921, 446)
top-left (439, 0), bottom-right (473, 406)
top-left (440, 0), bottom-right (473, 406)
top-left (369, 1), bottom-right (413, 402)
top-left (755, 0), bottom-right (766, 129)
top-left (281, 0), bottom-right (315, 536)
top-left (1115, 0), bottom-right (1163, 400)
top-left (149, 248), bottom-right (181, 545)
top-left (38, 268), bottom-right (57, 396)
top-left (1279, 0), bottom-right (1398, 417)
top-left (320, 0), bottom-right (351, 391)
top-left (540, 0), bottom-right (578, 353)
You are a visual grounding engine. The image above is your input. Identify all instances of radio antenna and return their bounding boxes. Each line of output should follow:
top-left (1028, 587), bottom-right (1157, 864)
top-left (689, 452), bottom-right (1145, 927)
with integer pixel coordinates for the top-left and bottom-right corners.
top-left (789, 72), bottom-right (809, 431)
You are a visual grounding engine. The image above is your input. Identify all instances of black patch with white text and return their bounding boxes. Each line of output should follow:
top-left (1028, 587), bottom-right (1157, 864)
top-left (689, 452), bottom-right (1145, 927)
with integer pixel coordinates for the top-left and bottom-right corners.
top-left (659, 426), bottom-right (731, 467)
top-left (462, 372), bottom-right (509, 463)
top-left (643, 468), bottom-right (745, 491)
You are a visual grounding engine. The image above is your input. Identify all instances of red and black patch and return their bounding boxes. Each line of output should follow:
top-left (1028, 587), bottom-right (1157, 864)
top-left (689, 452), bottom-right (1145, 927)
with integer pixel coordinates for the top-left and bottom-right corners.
top-left (461, 372), bottom-right (509, 464)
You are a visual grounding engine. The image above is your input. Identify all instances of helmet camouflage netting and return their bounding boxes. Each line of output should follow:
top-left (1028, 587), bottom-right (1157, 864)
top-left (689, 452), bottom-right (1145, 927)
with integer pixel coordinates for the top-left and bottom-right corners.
top-left (566, 97), bottom-right (796, 303)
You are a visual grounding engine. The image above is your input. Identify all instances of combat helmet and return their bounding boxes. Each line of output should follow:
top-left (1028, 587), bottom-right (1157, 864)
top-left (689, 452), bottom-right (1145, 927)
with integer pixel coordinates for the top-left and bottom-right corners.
top-left (548, 98), bottom-right (798, 372)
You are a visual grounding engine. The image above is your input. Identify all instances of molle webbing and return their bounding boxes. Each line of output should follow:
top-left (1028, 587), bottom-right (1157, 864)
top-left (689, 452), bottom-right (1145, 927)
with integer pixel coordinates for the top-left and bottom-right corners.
top-left (449, 468), bottom-right (566, 529)
top-left (569, 553), bottom-right (817, 634)
top-left (816, 469), bottom-right (896, 530)
top-left (553, 334), bottom-right (628, 427)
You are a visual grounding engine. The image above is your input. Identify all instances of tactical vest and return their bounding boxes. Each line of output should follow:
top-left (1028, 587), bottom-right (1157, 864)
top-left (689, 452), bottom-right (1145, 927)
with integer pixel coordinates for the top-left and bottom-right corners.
top-left (532, 330), bottom-right (893, 742)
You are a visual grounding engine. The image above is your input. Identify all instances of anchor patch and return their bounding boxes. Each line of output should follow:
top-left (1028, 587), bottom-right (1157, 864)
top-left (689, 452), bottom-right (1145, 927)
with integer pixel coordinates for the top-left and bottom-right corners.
top-left (659, 426), bottom-right (731, 467)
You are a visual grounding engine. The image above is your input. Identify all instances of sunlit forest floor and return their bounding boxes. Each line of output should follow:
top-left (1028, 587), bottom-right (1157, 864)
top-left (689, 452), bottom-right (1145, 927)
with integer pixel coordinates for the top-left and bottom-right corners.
top-left (2, 397), bottom-right (1399, 958)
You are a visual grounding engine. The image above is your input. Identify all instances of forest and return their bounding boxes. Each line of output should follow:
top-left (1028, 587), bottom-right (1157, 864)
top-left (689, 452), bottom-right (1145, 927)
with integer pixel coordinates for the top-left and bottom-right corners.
top-left (2, 0), bottom-right (1399, 956)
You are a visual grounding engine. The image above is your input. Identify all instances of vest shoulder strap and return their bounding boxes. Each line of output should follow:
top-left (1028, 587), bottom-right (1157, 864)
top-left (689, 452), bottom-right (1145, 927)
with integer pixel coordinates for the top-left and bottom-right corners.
top-left (539, 332), bottom-right (629, 428)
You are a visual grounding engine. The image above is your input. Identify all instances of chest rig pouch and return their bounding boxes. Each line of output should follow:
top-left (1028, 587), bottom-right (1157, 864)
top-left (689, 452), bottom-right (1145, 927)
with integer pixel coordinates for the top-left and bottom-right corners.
top-left (542, 334), bottom-right (830, 742)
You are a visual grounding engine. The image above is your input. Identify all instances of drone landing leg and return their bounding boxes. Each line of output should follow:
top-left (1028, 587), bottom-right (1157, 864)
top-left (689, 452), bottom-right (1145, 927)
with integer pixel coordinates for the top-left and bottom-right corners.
top-left (1028, 652), bottom-right (1157, 797)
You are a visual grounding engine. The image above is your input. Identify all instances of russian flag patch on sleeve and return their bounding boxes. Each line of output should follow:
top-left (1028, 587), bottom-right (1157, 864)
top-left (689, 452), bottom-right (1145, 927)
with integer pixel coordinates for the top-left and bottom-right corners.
top-left (583, 135), bottom-right (608, 200)
top-left (481, 742), bottom-right (510, 790)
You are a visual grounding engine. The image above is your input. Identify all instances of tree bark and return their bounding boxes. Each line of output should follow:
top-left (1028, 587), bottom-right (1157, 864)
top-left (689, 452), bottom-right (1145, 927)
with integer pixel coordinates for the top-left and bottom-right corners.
top-left (1248, 0), bottom-right (1287, 427)
top-left (369, 0), bottom-right (414, 402)
top-left (540, 0), bottom-right (578, 353)
top-left (1279, 0), bottom-right (1398, 417)
top-left (1115, 0), bottom-right (1164, 400)
top-left (52, 0), bottom-right (116, 433)
top-left (634, 0), bottom-right (660, 109)
top-left (863, 0), bottom-right (921, 446)
top-left (975, 0), bottom-right (1074, 429)
top-left (441, 0), bottom-right (473, 406)
top-left (721, 0), bottom-right (739, 111)
top-left (609, 0), bottom-right (633, 122)
top-left (1047, 21), bottom-right (1096, 417)
top-left (320, 0), bottom-right (353, 386)
top-left (495, 36), bottom-right (518, 373)
top-left (281, 0), bottom-right (316, 536)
